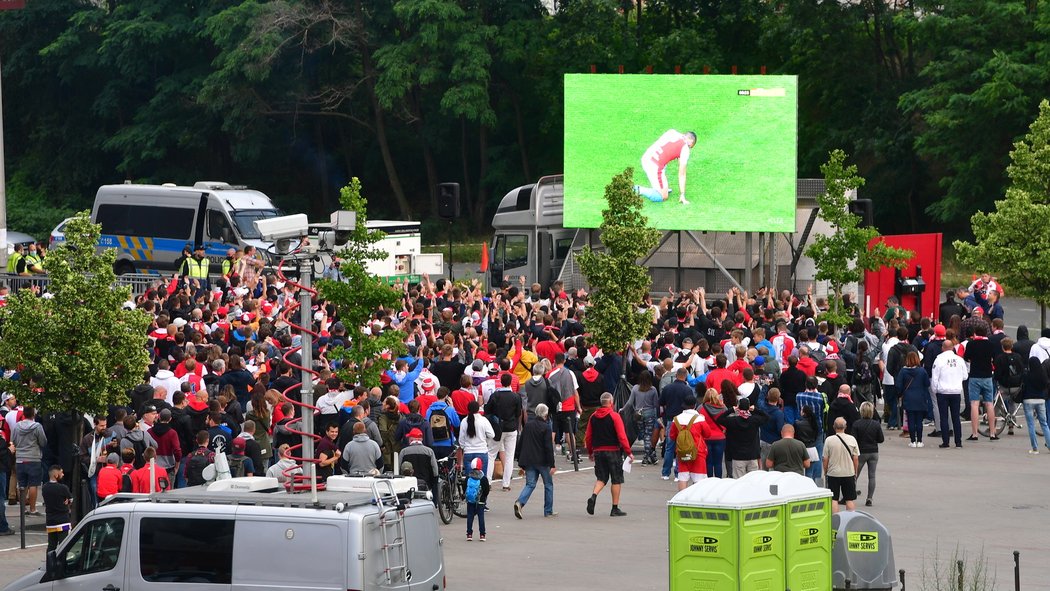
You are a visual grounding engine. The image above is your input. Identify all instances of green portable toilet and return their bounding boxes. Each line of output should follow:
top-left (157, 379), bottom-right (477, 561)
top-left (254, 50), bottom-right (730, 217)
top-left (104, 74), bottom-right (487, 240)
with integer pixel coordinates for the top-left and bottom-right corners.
top-left (777, 472), bottom-right (834, 591)
top-left (669, 470), bottom-right (817, 591)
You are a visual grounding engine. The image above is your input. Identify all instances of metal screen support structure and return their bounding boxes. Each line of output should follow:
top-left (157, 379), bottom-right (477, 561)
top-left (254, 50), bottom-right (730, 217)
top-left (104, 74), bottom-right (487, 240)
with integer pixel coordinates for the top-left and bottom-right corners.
top-left (298, 263), bottom-right (318, 504)
top-left (683, 231), bottom-right (742, 292)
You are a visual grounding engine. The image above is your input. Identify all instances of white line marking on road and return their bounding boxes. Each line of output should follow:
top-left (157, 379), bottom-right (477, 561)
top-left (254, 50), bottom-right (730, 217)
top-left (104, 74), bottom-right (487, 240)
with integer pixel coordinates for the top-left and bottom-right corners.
top-left (0, 542), bottom-right (47, 552)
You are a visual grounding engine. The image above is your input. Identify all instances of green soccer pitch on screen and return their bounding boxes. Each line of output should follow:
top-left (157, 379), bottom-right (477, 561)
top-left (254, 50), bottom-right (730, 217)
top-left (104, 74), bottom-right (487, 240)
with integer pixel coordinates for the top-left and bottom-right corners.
top-left (563, 74), bottom-right (798, 232)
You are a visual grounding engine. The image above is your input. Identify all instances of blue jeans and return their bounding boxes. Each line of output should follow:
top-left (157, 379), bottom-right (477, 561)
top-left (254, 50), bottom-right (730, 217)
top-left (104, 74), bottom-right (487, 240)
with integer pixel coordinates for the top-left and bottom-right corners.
top-left (174, 457), bottom-right (189, 489)
top-left (1023, 400), bottom-right (1050, 451)
top-left (517, 466), bottom-right (554, 516)
top-left (806, 438), bottom-right (824, 484)
top-left (466, 502), bottom-right (486, 536)
top-left (906, 411), bottom-right (926, 442)
top-left (968, 377), bottom-right (995, 404)
top-left (883, 385), bottom-right (900, 428)
top-left (0, 471), bottom-right (8, 532)
top-left (706, 439), bottom-right (726, 478)
top-left (463, 453), bottom-right (488, 476)
top-left (783, 404), bottom-right (798, 427)
top-left (662, 433), bottom-right (677, 478)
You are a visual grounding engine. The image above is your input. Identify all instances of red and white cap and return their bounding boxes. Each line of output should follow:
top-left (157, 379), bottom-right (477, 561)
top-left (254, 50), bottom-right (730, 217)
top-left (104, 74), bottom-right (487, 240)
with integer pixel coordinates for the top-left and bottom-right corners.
top-left (420, 376), bottom-right (438, 393)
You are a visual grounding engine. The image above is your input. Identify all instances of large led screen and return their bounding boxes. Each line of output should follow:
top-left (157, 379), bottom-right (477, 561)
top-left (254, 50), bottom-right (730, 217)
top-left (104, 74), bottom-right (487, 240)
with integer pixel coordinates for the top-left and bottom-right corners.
top-left (564, 74), bottom-right (798, 232)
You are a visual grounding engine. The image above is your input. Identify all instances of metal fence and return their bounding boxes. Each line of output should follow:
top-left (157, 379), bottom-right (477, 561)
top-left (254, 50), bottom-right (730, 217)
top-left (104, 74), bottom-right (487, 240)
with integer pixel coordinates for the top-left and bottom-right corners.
top-left (0, 273), bottom-right (166, 297)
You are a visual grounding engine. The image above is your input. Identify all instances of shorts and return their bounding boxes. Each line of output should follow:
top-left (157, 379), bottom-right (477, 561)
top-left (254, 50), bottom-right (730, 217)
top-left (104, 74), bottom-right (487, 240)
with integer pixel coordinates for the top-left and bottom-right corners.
top-left (676, 471), bottom-right (707, 484)
top-left (826, 475), bottom-right (857, 502)
top-left (16, 462), bottom-right (42, 488)
top-left (968, 378), bottom-right (994, 404)
top-left (593, 451), bottom-right (625, 485)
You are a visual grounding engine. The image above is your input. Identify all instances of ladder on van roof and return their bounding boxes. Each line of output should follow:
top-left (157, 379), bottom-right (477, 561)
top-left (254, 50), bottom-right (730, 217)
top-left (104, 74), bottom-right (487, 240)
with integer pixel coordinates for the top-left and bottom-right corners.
top-left (372, 480), bottom-right (410, 585)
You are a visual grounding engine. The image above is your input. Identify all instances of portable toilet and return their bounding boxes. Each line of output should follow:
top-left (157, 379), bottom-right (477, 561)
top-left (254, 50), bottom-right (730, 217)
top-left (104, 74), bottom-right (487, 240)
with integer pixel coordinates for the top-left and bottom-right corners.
top-left (775, 471), bottom-right (834, 591)
top-left (831, 510), bottom-right (898, 590)
top-left (669, 470), bottom-right (813, 591)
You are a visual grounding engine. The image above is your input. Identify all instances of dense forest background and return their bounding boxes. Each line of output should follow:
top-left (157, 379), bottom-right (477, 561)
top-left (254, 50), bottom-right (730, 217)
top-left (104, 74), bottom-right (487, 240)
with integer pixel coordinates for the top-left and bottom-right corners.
top-left (1, 0), bottom-right (1047, 240)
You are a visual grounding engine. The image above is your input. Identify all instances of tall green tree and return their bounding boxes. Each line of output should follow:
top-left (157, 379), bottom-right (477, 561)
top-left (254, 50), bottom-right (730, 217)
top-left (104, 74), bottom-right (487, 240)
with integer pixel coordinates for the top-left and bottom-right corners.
top-left (955, 99), bottom-right (1050, 327)
top-left (900, 0), bottom-right (1046, 226)
top-left (576, 169), bottom-right (660, 353)
top-left (806, 150), bottom-right (912, 327)
top-left (0, 211), bottom-right (151, 516)
top-left (317, 179), bottom-right (407, 388)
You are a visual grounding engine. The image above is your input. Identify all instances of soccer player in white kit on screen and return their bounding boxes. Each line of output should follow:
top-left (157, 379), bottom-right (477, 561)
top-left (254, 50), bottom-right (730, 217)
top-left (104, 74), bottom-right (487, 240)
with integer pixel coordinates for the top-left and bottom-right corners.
top-left (639, 129), bottom-right (697, 204)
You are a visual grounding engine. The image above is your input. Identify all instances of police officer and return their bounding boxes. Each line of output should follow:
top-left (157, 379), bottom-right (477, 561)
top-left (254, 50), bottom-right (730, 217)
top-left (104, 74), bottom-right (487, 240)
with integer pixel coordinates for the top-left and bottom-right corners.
top-left (7, 244), bottom-right (23, 274)
top-left (182, 244), bottom-right (210, 289)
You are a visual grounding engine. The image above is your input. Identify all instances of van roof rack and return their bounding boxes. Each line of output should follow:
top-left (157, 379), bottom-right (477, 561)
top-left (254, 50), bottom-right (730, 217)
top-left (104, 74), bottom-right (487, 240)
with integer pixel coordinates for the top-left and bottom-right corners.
top-left (150, 487), bottom-right (378, 511)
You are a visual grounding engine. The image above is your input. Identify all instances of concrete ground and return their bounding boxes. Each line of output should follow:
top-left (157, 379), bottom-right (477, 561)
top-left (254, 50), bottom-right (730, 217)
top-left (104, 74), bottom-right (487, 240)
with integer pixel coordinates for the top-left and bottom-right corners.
top-left (0, 431), bottom-right (1045, 591)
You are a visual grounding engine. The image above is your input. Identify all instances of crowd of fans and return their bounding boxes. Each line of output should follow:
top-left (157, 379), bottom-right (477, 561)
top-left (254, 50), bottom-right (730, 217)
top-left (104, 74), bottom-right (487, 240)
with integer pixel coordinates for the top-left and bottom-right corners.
top-left (0, 259), bottom-right (1039, 539)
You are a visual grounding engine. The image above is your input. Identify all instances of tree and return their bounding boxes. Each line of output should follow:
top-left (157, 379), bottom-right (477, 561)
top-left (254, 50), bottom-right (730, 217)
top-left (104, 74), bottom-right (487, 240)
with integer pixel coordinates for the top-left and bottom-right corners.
top-left (955, 99), bottom-right (1050, 327)
top-left (806, 150), bottom-right (913, 327)
top-left (316, 179), bottom-right (407, 388)
top-left (0, 211), bottom-right (150, 516)
top-left (576, 168), bottom-right (660, 353)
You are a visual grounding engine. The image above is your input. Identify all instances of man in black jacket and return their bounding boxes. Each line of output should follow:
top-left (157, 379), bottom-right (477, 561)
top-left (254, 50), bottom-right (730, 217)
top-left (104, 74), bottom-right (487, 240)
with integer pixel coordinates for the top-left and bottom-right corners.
top-left (486, 374), bottom-right (522, 491)
top-left (716, 398), bottom-right (768, 478)
top-left (513, 403), bottom-right (556, 519)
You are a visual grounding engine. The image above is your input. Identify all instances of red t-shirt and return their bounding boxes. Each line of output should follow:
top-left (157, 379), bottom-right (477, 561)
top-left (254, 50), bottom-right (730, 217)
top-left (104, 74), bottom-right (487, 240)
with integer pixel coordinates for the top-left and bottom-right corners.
top-left (130, 465), bottom-right (169, 493)
top-left (450, 389), bottom-right (478, 417)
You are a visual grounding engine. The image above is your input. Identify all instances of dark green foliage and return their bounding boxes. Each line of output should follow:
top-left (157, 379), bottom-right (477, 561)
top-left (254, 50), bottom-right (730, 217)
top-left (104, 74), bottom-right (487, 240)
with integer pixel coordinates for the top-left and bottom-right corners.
top-left (1, 1), bottom-right (1048, 237)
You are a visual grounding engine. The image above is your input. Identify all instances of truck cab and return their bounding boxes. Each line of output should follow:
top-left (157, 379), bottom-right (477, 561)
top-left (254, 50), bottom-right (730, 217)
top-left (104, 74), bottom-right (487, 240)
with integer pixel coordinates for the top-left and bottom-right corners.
top-left (489, 175), bottom-right (574, 288)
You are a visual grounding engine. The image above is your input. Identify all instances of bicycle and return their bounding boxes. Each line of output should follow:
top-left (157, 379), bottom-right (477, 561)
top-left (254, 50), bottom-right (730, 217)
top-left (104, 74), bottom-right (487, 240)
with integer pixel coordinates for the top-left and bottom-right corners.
top-left (976, 389), bottom-right (1029, 438)
top-left (436, 456), bottom-right (467, 524)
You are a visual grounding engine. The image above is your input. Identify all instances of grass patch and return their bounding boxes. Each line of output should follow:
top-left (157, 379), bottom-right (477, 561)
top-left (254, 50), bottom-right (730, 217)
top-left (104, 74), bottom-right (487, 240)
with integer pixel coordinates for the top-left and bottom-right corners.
top-left (940, 242), bottom-right (975, 289)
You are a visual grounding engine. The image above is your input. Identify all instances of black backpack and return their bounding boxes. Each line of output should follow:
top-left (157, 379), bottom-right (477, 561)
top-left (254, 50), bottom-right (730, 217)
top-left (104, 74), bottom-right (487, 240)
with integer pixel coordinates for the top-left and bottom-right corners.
top-left (120, 470), bottom-right (133, 493)
top-left (130, 438), bottom-right (148, 470)
top-left (1002, 353), bottom-right (1026, 388)
top-left (228, 455), bottom-right (247, 478)
top-left (186, 448), bottom-right (212, 486)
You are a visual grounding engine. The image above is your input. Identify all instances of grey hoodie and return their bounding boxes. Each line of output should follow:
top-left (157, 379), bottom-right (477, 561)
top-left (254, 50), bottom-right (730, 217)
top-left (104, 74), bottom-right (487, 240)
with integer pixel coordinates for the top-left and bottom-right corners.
top-left (13, 419), bottom-right (47, 462)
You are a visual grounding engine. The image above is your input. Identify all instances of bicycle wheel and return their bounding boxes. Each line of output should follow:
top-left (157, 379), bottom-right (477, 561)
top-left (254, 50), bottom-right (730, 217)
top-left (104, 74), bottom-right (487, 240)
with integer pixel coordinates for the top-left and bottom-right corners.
top-left (977, 400), bottom-right (1006, 437)
top-left (451, 474), bottom-right (467, 518)
top-left (437, 480), bottom-right (453, 524)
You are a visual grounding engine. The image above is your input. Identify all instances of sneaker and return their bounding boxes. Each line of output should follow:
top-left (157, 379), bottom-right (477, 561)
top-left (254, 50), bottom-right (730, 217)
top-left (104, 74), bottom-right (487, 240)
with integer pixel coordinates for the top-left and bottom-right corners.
top-left (501, 486), bottom-right (511, 492)
top-left (466, 534), bottom-right (472, 542)
top-left (660, 475), bottom-right (670, 480)
top-left (1029, 449), bottom-right (1040, 455)
top-left (908, 442), bottom-right (916, 448)
top-left (586, 497), bottom-right (596, 516)
top-left (967, 435), bottom-right (979, 441)
top-left (864, 499), bottom-right (873, 507)
top-left (939, 443), bottom-right (950, 449)
top-left (513, 501), bottom-right (523, 520)
top-left (24, 511), bottom-right (40, 516)
top-left (916, 441), bottom-right (924, 448)
top-left (990, 436), bottom-right (1000, 441)
top-left (929, 431), bottom-right (942, 438)
top-left (0, 529), bottom-right (14, 536)
top-left (610, 507), bottom-right (627, 517)
top-left (479, 534), bottom-right (486, 542)
top-left (544, 512), bottom-right (559, 518)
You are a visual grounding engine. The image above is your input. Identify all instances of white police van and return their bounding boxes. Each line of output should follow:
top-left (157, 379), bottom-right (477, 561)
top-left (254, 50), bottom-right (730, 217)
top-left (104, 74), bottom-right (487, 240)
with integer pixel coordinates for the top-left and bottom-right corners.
top-left (2, 476), bottom-right (445, 591)
top-left (53, 182), bottom-right (282, 275)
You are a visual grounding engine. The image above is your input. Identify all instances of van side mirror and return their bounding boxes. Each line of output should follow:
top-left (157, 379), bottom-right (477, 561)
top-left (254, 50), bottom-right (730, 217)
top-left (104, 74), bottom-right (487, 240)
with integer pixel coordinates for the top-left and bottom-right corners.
top-left (45, 550), bottom-right (63, 580)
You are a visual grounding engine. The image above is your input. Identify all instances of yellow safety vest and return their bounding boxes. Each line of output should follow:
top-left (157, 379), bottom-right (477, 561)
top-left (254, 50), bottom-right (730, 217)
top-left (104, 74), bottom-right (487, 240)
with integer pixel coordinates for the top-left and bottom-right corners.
top-left (186, 257), bottom-right (210, 279)
top-left (6, 253), bottom-right (21, 274)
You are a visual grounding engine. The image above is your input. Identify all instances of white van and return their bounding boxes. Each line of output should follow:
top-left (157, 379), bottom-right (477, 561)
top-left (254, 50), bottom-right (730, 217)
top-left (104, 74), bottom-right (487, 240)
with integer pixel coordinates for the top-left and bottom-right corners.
top-left (55, 182), bottom-right (282, 275)
top-left (3, 477), bottom-right (445, 591)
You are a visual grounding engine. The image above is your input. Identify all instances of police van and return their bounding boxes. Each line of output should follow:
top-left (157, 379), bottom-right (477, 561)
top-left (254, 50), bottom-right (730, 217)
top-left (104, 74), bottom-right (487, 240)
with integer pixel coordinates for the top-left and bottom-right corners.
top-left (53, 182), bottom-right (283, 275)
top-left (2, 476), bottom-right (445, 591)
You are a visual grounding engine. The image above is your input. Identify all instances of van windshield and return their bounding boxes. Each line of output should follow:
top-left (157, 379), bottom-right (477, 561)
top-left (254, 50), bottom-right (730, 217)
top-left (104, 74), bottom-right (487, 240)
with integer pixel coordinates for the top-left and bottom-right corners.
top-left (231, 210), bottom-right (281, 240)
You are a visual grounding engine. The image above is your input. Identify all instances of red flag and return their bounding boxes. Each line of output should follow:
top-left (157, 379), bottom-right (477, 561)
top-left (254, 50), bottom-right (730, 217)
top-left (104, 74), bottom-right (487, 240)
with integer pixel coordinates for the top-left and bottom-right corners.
top-left (480, 241), bottom-right (489, 272)
top-left (0, 1), bottom-right (26, 10)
